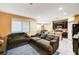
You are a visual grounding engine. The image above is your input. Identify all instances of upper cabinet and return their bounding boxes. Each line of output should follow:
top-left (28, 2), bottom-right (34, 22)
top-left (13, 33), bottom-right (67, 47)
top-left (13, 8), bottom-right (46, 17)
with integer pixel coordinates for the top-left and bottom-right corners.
top-left (52, 19), bottom-right (68, 30)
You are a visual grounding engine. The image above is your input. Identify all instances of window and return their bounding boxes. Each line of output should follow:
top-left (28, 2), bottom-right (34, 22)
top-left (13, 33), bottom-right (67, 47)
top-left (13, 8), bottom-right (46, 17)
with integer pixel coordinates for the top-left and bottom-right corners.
top-left (22, 21), bottom-right (29, 32)
top-left (12, 17), bottom-right (29, 33)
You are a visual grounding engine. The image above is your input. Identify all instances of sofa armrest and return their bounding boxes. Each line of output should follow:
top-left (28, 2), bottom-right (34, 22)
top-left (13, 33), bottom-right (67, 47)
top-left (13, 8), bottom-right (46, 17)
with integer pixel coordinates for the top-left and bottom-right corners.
top-left (50, 39), bottom-right (57, 45)
top-left (54, 36), bottom-right (59, 40)
top-left (50, 36), bottom-right (59, 43)
top-left (25, 35), bottom-right (30, 38)
top-left (31, 35), bottom-right (36, 37)
top-left (50, 36), bottom-right (59, 51)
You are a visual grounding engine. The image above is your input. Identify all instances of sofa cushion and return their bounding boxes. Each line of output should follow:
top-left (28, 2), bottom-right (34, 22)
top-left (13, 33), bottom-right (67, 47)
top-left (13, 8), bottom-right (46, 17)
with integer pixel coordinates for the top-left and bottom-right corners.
top-left (35, 32), bottom-right (42, 37)
top-left (50, 39), bottom-right (57, 45)
top-left (40, 34), bottom-right (47, 39)
top-left (31, 37), bottom-right (41, 41)
top-left (37, 39), bottom-right (50, 47)
top-left (46, 35), bottom-right (54, 41)
top-left (8, 32), bottom-right (28, 40)
top-left (36, 39), bottom-right (53, 51)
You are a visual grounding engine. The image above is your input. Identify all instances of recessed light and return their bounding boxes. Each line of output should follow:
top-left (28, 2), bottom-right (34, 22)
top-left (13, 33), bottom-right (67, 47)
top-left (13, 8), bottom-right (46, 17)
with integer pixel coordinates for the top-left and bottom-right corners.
top-left (36, 16), bottom-right (41, 19)
top-left (59, 7), bottom-right (63, 11)
top-left (64, 12), bottom-right (68, 16)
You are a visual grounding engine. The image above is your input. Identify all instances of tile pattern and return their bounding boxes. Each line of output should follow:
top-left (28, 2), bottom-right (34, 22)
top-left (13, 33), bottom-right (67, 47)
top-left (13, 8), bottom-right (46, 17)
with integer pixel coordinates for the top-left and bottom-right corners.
top-left (57, 38), bottom-right (75, 55)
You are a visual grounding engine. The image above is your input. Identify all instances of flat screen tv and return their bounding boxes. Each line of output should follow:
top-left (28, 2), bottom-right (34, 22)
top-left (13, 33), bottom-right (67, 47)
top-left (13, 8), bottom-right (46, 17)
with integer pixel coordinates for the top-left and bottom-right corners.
top-left (56, 26), bottom-right (62, 29)
top-left (53, 21), bottom-right (67, 30)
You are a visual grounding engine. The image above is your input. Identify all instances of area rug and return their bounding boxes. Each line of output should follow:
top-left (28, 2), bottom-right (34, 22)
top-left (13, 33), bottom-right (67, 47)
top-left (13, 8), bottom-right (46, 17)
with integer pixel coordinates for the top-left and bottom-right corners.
top-left (6, 44), bottom-right (60, 55)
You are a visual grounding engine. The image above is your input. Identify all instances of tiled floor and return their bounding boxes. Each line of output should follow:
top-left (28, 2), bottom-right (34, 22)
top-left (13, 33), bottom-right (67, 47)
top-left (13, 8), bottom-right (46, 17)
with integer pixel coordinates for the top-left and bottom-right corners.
top-left (57, 38), bottom-right (75, 55)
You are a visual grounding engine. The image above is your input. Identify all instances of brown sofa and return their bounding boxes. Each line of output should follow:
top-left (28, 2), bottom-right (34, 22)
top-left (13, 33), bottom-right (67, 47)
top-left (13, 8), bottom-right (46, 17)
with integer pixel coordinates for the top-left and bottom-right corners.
top-left (31, 33), bottom-right (59, 54)
top-left (7, 32), bottom-right (30, 50)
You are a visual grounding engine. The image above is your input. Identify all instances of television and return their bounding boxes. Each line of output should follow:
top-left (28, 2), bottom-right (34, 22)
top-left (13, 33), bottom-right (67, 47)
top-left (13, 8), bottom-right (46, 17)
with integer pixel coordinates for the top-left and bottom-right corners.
top-left (53, 21), bottom-right (67, 30)
top-left (57, 26), bottom-right (62, 29)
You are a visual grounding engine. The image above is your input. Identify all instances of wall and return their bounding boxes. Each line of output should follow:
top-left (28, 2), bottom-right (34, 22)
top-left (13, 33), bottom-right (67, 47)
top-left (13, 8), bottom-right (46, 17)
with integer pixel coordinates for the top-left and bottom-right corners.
top-left (68, 16), bottom-right (77, 40)
top-left (0, 12), bottom-right (36, 37)
top-left (74, 15), bottom-right (79, 24)
top-left (44, 22), bottom-right (52, 31)
top-left (0, 13), bottom-right (12, 37)
top-left (68, 21), bottom-right (74, 40)
top-left (35, 22), bottom-right (53, 32)
top-left (29, 19), bottom-right (36, 35)
top-left (75, 15), bottom-right (79, 22)
top-left (36, 24), bottom-right (42, 31)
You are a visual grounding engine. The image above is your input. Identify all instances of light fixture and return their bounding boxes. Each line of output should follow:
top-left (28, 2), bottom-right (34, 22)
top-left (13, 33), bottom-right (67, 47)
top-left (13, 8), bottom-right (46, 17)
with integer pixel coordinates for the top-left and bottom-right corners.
top-left (59, 7), bottom-right (63, 11)
top-left (64, 12), bottom-right (67, 16)
top-left (55, 16), bottom-right (59, 20)
top-left (36, 16), bottom-right (41, 19)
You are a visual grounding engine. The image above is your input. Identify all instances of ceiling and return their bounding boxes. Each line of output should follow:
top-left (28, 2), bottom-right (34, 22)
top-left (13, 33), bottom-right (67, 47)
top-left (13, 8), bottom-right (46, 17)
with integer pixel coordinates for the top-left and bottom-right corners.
top-left (0, 3), bottom-right (79, 23)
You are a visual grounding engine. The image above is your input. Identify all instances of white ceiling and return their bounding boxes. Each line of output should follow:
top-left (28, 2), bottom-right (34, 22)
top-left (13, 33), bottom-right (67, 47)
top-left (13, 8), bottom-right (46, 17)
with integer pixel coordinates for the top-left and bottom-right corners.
top-left (0, 3), bottom-right (79, 23)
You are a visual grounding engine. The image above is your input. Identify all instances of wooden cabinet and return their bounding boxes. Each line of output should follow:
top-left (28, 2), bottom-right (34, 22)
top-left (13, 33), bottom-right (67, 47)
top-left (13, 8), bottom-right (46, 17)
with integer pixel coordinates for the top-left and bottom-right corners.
top-left (73, 38), bottom-right (79, 55)
top-left (72, 24), bottom-right (79, 55)
top-left (0, 37), bottom-right (7, 54)
top-left (53, 20), bottom-right (67, 30)
top-left (72, 24), bottom-right (79, 36)
top-left (0, 40), bottom-right (4, 53)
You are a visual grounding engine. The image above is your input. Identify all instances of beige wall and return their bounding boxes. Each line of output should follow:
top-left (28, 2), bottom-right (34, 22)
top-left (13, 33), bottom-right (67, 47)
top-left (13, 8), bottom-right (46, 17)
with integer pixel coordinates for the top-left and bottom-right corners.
top-left (29, 19), bottom-right (36, 35)
top-left (44, 22), bottom-right (52, 31)
top-left (75, 15), bottom-right (79, 23)
top-left (0, 13), bottom-right (12, 37)
top-left (35, 22), bottom-right (53, 32)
